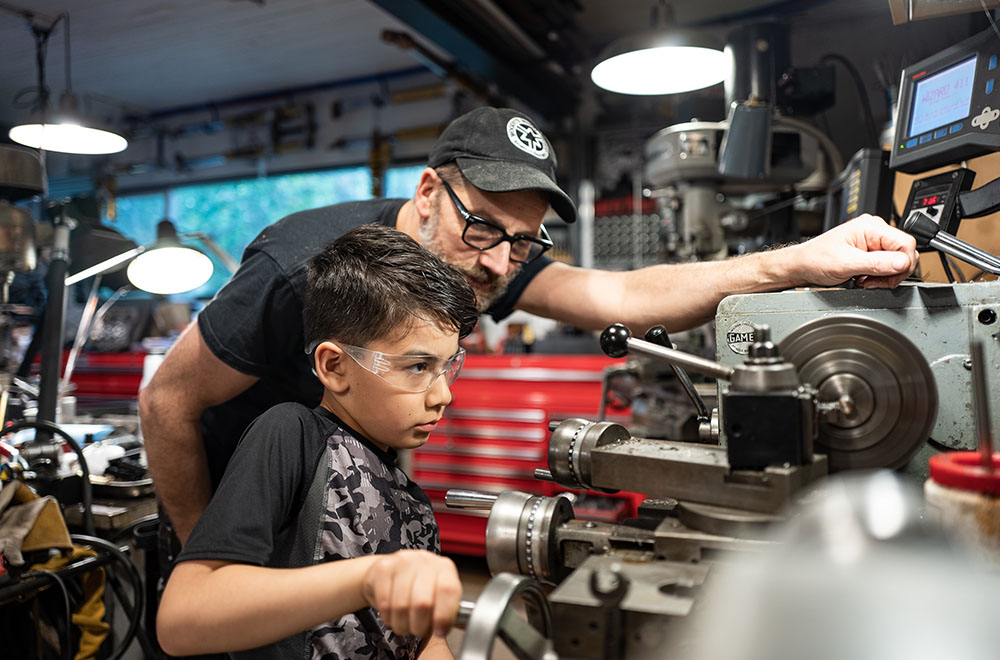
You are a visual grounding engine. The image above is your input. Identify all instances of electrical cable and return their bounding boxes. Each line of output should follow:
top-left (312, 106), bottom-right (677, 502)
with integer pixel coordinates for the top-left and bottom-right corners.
top-left (978, 0), bottom-right (1000, 44)
top-left (928, 437), bottom-right (960, 453)
top-left (20, 568), bottom-right (73, 660)
top-left (108, 513), bottom-right (159, 545)
top-left (71, 535), bottom-right (145, 660)
top-left (945, 254), bottom-right (968, 282)
top-left (774, 114), bottom-right (845, 174)
top-left (61, 12), bottom-right (70, 95)
top-left (3, 7), bottom-right (66, 114)
top-left (103, 571), bottom-right (157, 659)
top-left (14, 25), bottom-right (50, 112)
top-left (820, 53), bottom-right (879, 146)
top-left (1, 419), bottom-right (95, 536)
top-left (940, 252), bottom-right (957, 283)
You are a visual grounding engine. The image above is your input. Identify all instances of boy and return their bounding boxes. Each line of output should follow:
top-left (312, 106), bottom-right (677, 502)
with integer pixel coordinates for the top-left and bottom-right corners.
top-left (157, 224), bottom-right (480, 659)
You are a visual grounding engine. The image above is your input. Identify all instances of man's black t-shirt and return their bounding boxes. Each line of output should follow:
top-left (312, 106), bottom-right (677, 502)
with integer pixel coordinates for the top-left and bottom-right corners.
top-left (178, 403), bottom-right (439, 660)
top-left (195, 198), bottom-right (552, 488)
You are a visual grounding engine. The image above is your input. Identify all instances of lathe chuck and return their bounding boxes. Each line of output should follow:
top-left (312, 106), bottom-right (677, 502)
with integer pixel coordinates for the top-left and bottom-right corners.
top-left (780, 315), bottom-right (937, 471)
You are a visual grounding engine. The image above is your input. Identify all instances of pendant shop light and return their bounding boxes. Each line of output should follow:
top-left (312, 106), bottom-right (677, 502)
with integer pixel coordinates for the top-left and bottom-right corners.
top-left (590, 2), bottom-right (728, 95)
top-left (6, 9), bottom-right (128, 155)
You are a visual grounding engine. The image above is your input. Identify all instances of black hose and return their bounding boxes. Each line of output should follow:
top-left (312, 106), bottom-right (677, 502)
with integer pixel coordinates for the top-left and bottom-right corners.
top-left (109, 513), bottom-right (159, 545)
top-left (2, 419), bottom-right (95, 536)
top-left (71, 534), bottom-right (145, 660)
top-left (939, 252), bottom-right (957, 284)
top-left (20, 568), bottom-right (73, 660)
top-left (820, 53), bottom-right (879, 147)
top-left (104, 569), bottom-right (158, 659)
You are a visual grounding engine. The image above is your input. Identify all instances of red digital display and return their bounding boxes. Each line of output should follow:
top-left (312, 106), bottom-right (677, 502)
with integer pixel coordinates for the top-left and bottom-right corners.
top-left (919, 194), bottom-right (942, 206)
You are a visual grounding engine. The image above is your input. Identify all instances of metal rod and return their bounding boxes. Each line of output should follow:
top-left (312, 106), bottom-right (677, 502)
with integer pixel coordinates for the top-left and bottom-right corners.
top-left (183, 232), bottom-right (238, 274)
top-left (61, 274), bottom-right (101, 393)
top-left (65, 245), bottom-right (144, 286)
top-left (625, 337), bottom-right (735, 381)
top-left (969, 341), bottom-right (994, 470)
top-left (444, 489), bottom-right (498, 510)
top-left (534, 468), bottom-right (555, 482)
top-left (0, 554), bottom-right (113, 602)
top-left (929, 235), bottom-right (1000, 275)
top-left (935, 233), bottom-right (1000, 268)
top-left (455, 600), bottom-right (476, 628)
top-left (38, 214), bottom-right (71, 428)
top-left (645, 327), bottom-right (711, 421)
top-left (632, 166), bottom-right (643, 269)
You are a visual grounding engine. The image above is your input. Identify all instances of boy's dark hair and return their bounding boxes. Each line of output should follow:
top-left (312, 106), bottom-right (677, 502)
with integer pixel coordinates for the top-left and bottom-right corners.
top-left (305, 224), bottom-right (479, 348)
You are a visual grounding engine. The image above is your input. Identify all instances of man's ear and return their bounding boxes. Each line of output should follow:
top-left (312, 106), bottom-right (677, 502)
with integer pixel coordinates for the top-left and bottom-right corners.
top-left (413, 167), bottom-right (439, 221)
top-left (314, 341), bottom-right (350, 394)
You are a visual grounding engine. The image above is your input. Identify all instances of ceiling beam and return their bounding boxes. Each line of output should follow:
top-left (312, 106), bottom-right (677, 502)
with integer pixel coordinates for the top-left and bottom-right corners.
top-left (368, 0), bottom-right (576, 119)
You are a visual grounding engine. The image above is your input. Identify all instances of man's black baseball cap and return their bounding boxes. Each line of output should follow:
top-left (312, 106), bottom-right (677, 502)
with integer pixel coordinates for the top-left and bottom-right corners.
top-left (428, 107), bottom-right (577, 223)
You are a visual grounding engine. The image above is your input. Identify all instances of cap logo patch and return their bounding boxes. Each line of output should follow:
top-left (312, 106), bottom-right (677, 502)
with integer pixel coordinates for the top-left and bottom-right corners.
top-left (506, 117), bottom-right (549, 160)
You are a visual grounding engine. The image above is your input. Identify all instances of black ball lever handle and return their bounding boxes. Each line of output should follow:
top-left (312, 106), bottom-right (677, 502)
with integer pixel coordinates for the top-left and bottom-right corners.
top-left (600, 323), bottom-right (632, 358)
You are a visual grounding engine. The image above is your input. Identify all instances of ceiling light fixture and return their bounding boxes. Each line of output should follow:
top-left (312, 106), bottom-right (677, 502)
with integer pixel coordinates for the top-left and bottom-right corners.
top-left (4, 7), bottom-right (128, 155)
top-left (590, 2), bottom-right (728, 95)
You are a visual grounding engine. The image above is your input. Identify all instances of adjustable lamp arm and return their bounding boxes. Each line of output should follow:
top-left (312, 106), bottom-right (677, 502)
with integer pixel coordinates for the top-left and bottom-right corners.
top-left (65, 245), bottom-right (145, 286)
top-left (182, 232), bottom-right (238, 274)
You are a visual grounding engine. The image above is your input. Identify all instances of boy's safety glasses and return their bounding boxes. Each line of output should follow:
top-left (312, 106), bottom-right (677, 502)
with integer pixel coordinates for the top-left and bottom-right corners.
top-left (336, 342), bottom-right (466, 393)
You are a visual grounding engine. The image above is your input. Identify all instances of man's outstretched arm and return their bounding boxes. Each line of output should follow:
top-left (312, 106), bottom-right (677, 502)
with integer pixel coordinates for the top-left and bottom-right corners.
top-left (517, 214), bottom-right (917, 332)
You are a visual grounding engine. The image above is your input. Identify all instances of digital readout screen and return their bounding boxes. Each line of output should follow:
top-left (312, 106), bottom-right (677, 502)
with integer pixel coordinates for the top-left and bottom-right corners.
top-left (909, 56), bottom-right (977, 138)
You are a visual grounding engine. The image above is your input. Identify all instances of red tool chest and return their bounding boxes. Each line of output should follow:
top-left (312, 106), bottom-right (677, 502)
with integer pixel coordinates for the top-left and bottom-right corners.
top-left (412, 354), bottom-right (640, 556)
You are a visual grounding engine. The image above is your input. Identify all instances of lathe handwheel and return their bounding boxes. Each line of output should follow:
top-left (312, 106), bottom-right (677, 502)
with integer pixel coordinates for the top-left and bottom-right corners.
top-left (458, 573), bottom-right (553, 660)
top-left (780, 315), bottom-right (937, 471)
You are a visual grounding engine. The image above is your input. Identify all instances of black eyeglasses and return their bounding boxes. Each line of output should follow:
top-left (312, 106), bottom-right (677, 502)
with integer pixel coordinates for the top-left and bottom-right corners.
top-left (440, 179), bottom-right (553, 264)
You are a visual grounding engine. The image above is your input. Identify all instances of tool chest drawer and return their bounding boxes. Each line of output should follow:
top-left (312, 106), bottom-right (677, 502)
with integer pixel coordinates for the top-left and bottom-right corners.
top-left (411, 354), bottom-right (641, 555)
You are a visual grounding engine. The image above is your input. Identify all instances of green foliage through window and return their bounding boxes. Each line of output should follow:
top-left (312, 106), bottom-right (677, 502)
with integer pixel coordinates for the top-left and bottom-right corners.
top-left (106, 167), bottom-right (375, 298)
top-left (384, 165), bottom-right (425, 200)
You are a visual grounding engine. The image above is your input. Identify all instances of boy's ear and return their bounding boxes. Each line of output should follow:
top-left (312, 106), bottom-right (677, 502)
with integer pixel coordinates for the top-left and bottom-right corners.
top-left (314, 341), bottom-right (350, 394)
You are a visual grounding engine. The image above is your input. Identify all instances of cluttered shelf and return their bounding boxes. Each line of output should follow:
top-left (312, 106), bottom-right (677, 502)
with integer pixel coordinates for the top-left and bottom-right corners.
top-left (0, 476), bottom-right (154, 660)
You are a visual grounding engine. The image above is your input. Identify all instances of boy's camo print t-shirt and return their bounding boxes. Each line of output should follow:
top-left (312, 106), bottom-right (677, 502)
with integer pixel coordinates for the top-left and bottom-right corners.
top-left (178, 402), bottom-right (440, 660)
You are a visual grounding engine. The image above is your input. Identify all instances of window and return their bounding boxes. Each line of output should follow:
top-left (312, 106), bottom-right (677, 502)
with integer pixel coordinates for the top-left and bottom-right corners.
top-left (112, 194), bottom-right (166, 247)
top-left (384, 165), bottom-right (425, 199)
top-left (108, 167), bottom-right (372, 297)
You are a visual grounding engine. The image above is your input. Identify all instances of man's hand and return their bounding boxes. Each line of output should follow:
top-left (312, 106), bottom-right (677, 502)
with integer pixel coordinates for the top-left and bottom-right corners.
top-left (788, 214), bottom-right (918, 289)
top-left (362, 550), bottom-right (462, 639)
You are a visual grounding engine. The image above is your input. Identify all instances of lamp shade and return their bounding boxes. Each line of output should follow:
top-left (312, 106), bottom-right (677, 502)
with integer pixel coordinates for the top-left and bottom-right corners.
top-left (9, 93), bottom-right (127, 155)
top-left (8, 92), bottom-right (128, 155)
top-left (123, 219), bottom-right (213, 294)
top-left (9, 122), bottom-right (128, 155)
top-left (591, 29), bottom-right (728, 95)
top-left (126, 246), bottom-right (213, 294)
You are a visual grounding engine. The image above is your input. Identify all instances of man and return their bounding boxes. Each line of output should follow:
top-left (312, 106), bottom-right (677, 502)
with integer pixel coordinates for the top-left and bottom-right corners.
top-left (140, 106), bottom-right (917, 546)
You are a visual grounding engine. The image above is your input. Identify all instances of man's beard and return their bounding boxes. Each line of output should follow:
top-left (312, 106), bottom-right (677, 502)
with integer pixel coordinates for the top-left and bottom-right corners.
top-left (420, 205), bottom-right (518, 313)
